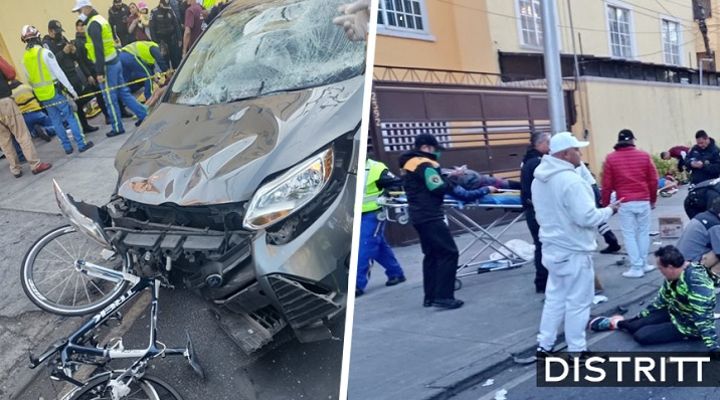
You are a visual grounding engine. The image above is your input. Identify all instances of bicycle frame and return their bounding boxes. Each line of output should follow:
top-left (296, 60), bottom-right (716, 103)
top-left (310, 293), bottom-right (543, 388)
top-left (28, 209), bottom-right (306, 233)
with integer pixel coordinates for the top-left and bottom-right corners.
top-left (30, 260), bottom-right (203, 383)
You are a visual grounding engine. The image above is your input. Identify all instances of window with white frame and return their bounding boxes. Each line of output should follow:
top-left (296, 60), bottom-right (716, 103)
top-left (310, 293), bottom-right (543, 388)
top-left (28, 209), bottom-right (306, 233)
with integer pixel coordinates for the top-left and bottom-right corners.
top-left (662, 19), bottom-right (681, 65)
top-left (518, 0), bottom-right (543, 48)
top-left (607, 5), bottom-right (633, 58)
top-left (378, 0), bottom-right (427, 33)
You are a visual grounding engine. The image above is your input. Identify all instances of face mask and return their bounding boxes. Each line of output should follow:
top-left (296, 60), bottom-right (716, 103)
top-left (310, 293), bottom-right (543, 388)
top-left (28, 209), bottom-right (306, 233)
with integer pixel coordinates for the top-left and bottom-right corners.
top-left (433, 151), bottom-right (441, 159)
top-left (78, 13), bottom-right (88, 22)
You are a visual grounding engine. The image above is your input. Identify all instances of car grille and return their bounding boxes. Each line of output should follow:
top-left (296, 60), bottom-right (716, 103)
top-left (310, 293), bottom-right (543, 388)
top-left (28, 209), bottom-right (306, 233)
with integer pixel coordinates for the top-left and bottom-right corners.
top-left (267, 274), bottom-right (342, 328)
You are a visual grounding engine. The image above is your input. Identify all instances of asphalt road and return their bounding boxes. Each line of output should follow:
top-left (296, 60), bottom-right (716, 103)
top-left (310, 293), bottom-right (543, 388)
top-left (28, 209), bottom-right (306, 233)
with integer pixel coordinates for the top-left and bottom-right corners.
top-left (18, 282), bottom-right (345, 400)
top-left (450, 303), bottom-right (720, 400)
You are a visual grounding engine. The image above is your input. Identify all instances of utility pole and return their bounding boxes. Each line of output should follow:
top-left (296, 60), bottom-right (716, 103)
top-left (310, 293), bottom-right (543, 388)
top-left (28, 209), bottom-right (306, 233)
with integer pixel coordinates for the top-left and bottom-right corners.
top-left (541, 0), bottom-right (566, 134)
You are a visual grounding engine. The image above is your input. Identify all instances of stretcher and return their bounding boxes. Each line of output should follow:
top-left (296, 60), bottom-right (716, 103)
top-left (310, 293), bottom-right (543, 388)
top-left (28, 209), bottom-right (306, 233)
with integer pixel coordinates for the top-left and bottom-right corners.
top-left (377, 191), bottom-right (530, 290)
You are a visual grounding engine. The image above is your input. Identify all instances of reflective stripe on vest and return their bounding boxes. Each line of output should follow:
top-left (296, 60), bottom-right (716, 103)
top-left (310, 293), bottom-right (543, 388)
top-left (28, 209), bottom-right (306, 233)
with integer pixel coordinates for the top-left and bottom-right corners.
top-left (23, 47), bottom-right (56, 102)
top-left (363, 159), bottom-right (387, 213)
top-left (121, 41), bottom-right (158, 67)
top-left (85, 15), bottom-right (117, 63)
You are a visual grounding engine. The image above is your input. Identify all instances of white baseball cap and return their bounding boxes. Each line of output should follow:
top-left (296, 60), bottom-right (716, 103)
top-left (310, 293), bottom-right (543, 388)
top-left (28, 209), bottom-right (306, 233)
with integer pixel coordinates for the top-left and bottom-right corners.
top-left (72, 0), bottom-right (93, 12)
top-left (549, 131), bottom-right (589, 154)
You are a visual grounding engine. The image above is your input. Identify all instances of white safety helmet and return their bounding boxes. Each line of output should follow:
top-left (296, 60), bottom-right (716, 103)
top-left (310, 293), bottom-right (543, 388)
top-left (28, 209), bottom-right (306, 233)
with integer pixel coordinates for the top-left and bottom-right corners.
top-left (21, 25), bottom-right (41, 42)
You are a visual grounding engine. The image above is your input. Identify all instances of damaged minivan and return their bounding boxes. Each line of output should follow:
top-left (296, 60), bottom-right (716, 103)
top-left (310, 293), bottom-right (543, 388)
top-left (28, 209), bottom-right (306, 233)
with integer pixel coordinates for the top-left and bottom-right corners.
top-left (21, 0), bottom-right (364, 353)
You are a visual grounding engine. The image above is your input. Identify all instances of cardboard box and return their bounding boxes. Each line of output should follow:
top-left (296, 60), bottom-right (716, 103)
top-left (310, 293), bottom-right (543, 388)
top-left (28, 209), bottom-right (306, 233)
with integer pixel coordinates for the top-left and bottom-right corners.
top-left (659, 217), bottom-right (684, 238)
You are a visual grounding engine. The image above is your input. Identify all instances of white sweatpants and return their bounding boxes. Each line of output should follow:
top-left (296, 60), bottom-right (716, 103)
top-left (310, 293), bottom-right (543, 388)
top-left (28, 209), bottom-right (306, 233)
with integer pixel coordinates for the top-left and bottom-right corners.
top-left (537, 252), bottom-right (594, 352)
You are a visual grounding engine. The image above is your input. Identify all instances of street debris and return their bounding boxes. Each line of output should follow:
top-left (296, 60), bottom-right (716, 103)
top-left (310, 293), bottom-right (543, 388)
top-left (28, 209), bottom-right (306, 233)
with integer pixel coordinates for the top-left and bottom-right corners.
top-left (593, 295), bottom-right (608, 305)
top-left (494, 388), bottom-right (508, 400)
top-left (481, 379), bottom-right (495, 387)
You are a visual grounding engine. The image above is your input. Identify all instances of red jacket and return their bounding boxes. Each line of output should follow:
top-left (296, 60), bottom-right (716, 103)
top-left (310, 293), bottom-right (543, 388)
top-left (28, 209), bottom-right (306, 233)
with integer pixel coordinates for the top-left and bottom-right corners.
top-left (601, 145), bottom-right (659, 206)
top-left (669, 145), bottom-right (689, 159)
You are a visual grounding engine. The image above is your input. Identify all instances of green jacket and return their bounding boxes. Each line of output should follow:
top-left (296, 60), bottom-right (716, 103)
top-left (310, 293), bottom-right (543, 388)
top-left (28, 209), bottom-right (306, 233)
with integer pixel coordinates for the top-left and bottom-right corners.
top-left (640, 263), bottom-right (719, 349)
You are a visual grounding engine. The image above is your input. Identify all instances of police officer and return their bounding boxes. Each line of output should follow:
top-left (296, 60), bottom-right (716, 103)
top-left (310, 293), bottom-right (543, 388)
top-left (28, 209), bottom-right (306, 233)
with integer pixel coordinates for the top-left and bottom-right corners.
top-left (20, 25), bottom-right (93, 155)
top-left (398, 134), bottom-right (499, 309)
top-left (356, 158), bottom-right (406, 297)
top-left (120, 41), bottom-right (169, 101)
top-left (150, 0), bottom-right (182, 69)
top-left (73, 0), bottom-right (147, 137)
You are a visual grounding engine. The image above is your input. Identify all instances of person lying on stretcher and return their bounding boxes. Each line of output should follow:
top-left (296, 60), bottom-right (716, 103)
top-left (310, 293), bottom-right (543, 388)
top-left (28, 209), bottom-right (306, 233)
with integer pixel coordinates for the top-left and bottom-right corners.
top-left (442, 165), bottom-right (522, 191)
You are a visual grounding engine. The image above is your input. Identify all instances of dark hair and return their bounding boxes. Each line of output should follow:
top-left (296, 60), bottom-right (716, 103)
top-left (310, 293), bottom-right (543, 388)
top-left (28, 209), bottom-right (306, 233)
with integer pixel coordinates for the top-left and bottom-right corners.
top-left (659, 151), bottom-right (669, 158)
top-left (654, 245), bottom-right (685, 268)
top-left (696, 130), bottom-right (709, 139)
top-left (530, 131), bottom-right (549, 148)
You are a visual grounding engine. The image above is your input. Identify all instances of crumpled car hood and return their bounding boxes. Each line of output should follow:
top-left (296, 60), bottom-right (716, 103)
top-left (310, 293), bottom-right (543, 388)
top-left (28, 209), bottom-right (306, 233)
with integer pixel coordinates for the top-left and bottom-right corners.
top-left (114, 75), bottom-right (363, 206)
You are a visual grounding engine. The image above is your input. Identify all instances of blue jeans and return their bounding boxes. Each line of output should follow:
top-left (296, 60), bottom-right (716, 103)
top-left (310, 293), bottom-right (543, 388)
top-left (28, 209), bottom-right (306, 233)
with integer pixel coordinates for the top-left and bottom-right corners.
top-left (356, 211), bottom-right (405, 290)
top-left (41, 93), bottom-right (87, 152)
top-left (120, 52), bottom-right (153, 100)
top-left (23, 110), bottom-right (56, 136)
top-left (102, 59), bottom-right (147, 133)
top-left (619, 201), bottom-right (651, 270)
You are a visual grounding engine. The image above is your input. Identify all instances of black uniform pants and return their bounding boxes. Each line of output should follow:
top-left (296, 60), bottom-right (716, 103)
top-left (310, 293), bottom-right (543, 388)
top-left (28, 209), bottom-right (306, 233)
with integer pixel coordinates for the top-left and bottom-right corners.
top-left (525, 207), bottom-right (548, 291)
top-left (414, 219), bottom-right (459, 301)
top-left (617, 309), bottom-right (691, 345)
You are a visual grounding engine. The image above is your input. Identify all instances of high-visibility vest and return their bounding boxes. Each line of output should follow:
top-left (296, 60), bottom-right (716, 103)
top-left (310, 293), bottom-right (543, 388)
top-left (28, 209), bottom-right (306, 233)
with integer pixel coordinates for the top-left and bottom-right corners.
top-left (85, 15), bottom-right (117, 64)
top-left (121, 41), bottom-right (159, 67)
top-left (11, 83), bottom-right (42, 113)
top-left (363, 159), bottom-right (388, 213)
top-left (203, 0), bottom-right (217, 9)
top-left (23, 46), bottom-right (55, 102)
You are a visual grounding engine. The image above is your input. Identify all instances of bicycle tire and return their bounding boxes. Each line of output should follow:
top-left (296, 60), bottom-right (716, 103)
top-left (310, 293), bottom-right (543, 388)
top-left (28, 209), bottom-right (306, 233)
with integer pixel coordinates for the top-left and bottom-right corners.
top-left (21, 225), bottom-right (130, 316)
top-left (66, 373), bottom-right (184, 400)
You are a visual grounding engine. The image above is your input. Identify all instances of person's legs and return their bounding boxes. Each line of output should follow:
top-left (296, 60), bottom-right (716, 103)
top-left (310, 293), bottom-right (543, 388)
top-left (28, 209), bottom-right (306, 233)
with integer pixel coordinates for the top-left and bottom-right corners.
top-left (0, 98), bottom-right (41, 172)
top-left (375, 223), bottom-right (405, 280)
top-left (102, 63), bottom-right (125, 133)
top-left (415, 222), bottom-right (437, 303)
top-left (537, 270), bottom-right (568, 351)
top-left (617, 309), bottom-right (671, 333)
top-left (563, 254), bottom-right (595, 352)
top-left (43, 102), bottom-right (74, 152)
top-left (425, 219), bottom-right (460, 300)
top-left (633, 322), bottom-right (688, 345)
top-left (22, 111), bottom-right (45, 137)
top-left (356, 213), bottom-right (379, 292)
top-left (526, 208), bottom-right (548, 292)
top-left (53, 94), bottom-right (88, 149)
top-left (12, 137), bottom-right (25, 161)
top-left (109, 61), bottom-right (147, 121)
top-left (619, 202), bottom-right (643, 276)
top-left (636, 201), bottom-right (652, 268)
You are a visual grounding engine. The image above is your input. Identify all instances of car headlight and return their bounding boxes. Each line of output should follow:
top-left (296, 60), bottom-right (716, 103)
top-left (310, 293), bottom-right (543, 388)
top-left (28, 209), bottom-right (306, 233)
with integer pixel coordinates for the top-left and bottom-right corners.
top-left (243, 148), bottom-right (334, 230)
top-left (52, 179), bottom-right (112, 249)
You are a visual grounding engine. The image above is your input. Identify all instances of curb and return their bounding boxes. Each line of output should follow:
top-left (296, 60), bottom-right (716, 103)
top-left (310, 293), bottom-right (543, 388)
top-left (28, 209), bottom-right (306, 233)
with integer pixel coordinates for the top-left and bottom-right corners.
top-left (423, 283), bottom-right (660, 400)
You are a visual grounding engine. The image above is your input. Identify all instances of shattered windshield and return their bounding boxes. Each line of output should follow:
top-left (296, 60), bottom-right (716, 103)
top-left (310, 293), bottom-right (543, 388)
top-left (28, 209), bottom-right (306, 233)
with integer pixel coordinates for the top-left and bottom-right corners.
top-left (168, 0), bottom-right (366, 106)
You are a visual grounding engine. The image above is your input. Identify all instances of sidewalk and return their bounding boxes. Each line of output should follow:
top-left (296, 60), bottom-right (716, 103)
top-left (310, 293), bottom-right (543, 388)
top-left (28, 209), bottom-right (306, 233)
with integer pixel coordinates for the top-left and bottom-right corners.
top-left (347, 190), bottom-right (689, 400)
top-left (0, 117), bottom-right (134, 399)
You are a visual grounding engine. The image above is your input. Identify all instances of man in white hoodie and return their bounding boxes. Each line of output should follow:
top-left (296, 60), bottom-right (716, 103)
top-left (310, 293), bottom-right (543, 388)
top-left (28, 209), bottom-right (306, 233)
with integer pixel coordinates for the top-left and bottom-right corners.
top-left (532, 132), bottom-right (620, 356)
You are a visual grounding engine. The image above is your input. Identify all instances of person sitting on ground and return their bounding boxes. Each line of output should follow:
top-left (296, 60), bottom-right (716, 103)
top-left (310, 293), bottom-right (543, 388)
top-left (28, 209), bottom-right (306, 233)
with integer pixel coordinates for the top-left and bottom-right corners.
top-left (661, 145), bottom-right (690, 173)
top-left (676, 197), bottom-right (720, 262)
top-left (658, 175), bottom-right (679, 197)
top-left (589, 245), bottom-right (720, 351)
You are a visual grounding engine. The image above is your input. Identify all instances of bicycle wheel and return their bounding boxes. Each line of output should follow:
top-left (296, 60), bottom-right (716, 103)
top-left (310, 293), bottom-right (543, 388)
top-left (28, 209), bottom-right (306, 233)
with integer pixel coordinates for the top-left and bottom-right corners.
top-left (21, 225), bottom-right (129, 316)
top-left (67, 373), bottom-right (183, 400)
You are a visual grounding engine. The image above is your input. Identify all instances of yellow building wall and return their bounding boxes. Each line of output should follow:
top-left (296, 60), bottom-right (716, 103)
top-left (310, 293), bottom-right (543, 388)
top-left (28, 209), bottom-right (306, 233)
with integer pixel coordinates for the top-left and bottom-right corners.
top-left (487, 0), bottom-right (696, 68)
top-left (374, 0), bottom-right (498, 73)
top-left (575, 77), bottom-right (717, 174)
top-left (0, 0), bottom-right (116, 72)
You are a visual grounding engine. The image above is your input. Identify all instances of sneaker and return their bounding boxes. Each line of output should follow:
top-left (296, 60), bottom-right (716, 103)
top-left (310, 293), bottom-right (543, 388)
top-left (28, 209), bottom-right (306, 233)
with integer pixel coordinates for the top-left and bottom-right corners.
top-left (536, 346), bottom-right (554, 360)
top-left (622, 268), bottom-right (644, 278)
top-left (355, 289), bottom-right (364, 297)
top-left (643, 264), bottom-right (656, 273)
top-left (31, 162), bottom-right (52, 175)
top-left (12, 170), bottom-right (22, 178)
top-left (64, 148), bottom-right (73, 155)
top-left (432, 298), bottom-right (464, 310)
top-left (134, 118), bottom-right (144, 127)
top-left (386, 276), bottom-right (406, 286)
top-left (79, 141), bottom-right (94, 153)
top-left (589, 316), bottom-right (612, 331)
top-left (423, 297), bottom-right (433, 307)
top-left (83, 125), bottom-right (99, 133)
top-left (599, 243), bottom-right (621, 254)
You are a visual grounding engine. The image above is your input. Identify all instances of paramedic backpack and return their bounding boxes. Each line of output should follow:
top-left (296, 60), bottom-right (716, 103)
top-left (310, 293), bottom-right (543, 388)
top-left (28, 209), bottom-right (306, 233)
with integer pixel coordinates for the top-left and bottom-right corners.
top-left (685, 178), bottom-right (720, 219)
